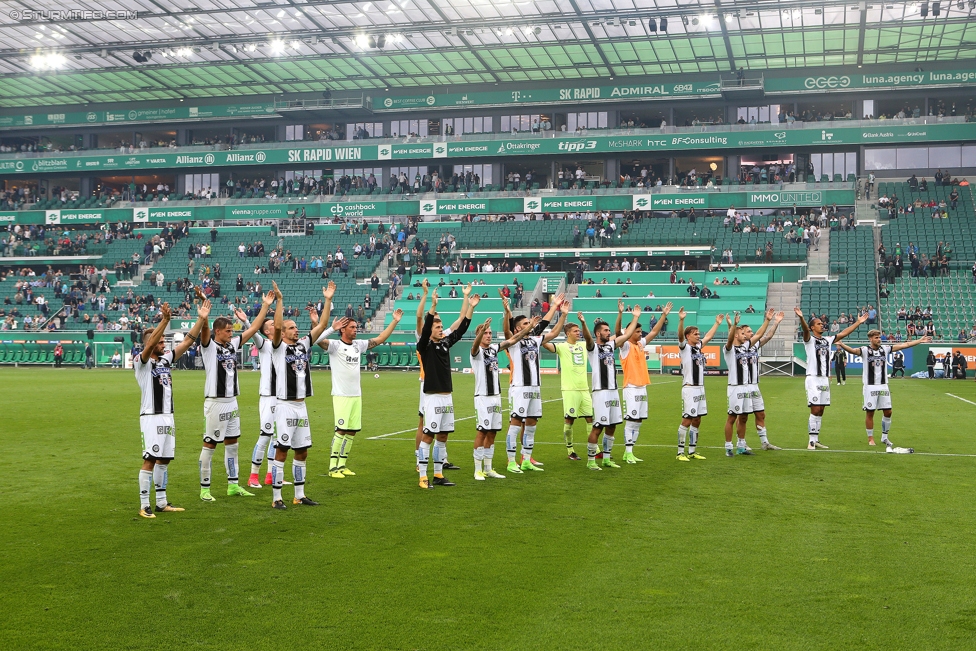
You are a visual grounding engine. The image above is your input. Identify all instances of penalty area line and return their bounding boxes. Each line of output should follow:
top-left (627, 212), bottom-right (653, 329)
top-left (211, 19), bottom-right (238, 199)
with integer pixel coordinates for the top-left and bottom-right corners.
top-left (946, 393), bottom-right (976, 406)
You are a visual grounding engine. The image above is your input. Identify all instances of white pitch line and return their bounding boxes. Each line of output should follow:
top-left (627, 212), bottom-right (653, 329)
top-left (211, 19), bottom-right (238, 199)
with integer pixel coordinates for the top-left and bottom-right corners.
top-left (946, 393), bottom-right (976, 406)
top-left (367, 379), bottom-right (680, 440)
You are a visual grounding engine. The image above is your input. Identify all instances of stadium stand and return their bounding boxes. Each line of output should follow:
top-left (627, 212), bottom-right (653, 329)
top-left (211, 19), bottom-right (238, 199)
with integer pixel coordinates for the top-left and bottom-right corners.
top-left (800, 226), bottom-right (877, 326)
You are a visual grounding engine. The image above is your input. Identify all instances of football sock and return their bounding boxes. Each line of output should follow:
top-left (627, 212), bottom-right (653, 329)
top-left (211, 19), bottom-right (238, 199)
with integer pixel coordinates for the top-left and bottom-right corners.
top-left (153, 464), bottom-right (168, 507)
top-left (757, 426), bottom-right (769, 444)
top-left (725, 440), bottom-right (734, 451)
top-left (339, 434), bottom-right (355, 467)
top-left (688, 427), bottom-right (699, 453)
top-left (473, 446), bottom-right (484, 474)
top-left (563, 423), bottom-right (574, 451)
top-left (602, 434), bottom-right (615, 456)
top-left (329, 433), bottom-right (343, 470)
top-left (506, 425), bottom-right (520, 462)
top-left (736, 436), bottom-right (746, 450)
top-left (814, 416), bottom-right (823, 440)
top-left (484, 444), bottom-right (495, 471)
top-left (624, 422), bottom-right (640, 454)
top-left (418, 441), bottom-right (430, 477)
top-left (224, 443), bottom-right (239, 484)
top-left (521, 425), bottom-right (536, 461)
top-left (677, 425), bottom-right (689, 453)
top-left (587, 442), bottom-right (599, 460)
top-left (866, 428), bottom-right (874, 440)
top-left (251, 434), bottom-right (272, 474)
top-left (271, 459), bottom-right (285, 502)
top-left (139, 469), bottom-right (152, 508)
top-left (199, 447), bottom-right (214, 488)
top-left (881, 417), bottom-right (892, 442)
top-left (292, 460), bottom-right (306, 500)
top-left (808, 415), bottom-right (817, 441)
top-left (433, 440), bottom-right (447, 476)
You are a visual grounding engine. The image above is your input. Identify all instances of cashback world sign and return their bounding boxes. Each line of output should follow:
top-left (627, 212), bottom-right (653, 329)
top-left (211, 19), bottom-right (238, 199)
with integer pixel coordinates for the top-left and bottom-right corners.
top-left (2, 120), bottom-right (975, 176)
top-left (0, 103), bottom-right (278, 129)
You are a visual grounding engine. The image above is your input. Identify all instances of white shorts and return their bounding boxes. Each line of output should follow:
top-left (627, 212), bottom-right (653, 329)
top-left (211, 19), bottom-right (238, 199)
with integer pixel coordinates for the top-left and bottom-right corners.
top-left (727, 385), bottom-right (759, 415)
top-left (622, 386), bottom-right (648, 421)
top-left (863, 384), bottom-right (892, 411)
top-left (259, 395), bottom-right (277, 435)
top-left (275, 400), bottom-right (312, 450)
top-left (204, 397), bottom-right (241, 444)
top-left (593, 389), bottom-right (623, 427)
top-left (418, 381), bottom-right (426, 418)
top-left (141, 414), bottom-right (176, 460)
top-left (805, 376), bottom-right (831, 407)
top-left (748, 385), bottom-right (765, 413)
top-left (681, 385), bottom-right (707, 418)
top-left (475, 394), bottom-right (503, 432)
top-left (424, 393), bottom-right (455, 434)
top-left (510, 386), bottom-right (543, 420)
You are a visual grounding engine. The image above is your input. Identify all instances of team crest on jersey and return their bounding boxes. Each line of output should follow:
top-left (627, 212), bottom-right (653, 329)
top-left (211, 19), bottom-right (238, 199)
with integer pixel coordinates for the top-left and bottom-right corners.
top-left (338, 419), bottom-right (345, 426)
top-left (811, 396), bottom-right (819, 403)
top-left (264, 423), bottom-right (272, 430)
top-left (866, 402), bottom-right (874, 409)
top-left (222, 359), bottom-right (235, 372)
top-left (484, 419), bottom-right (490, 426)
top-left (431, 421), bottom-right (438, 428)
top-left (734, 405), bottom-right (741, 412)
top-left (569, 408), bottom-right (575, 415)
top-left (152, 444), bottom-right (160, 453)
top-left (280, 434), bottom-right (289, 442)
top-left (690, 408), bottom-right (697, 415)
top-left (291, 359), bottom-right (307, 373)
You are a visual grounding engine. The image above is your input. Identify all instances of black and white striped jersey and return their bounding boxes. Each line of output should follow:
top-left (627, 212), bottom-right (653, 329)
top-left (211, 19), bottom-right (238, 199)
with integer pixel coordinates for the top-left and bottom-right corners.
top-left (588, 340), bottom-right (618, 391)
top-left (805, 335), bottom-right (836, 377)
top-left (272, 334), bottom-right (313, 400)
top-left (134, 351), bottom-right (174, 415)
top-left (202, 335), bottom-right (241, 398)
top-left (252, 332), bottom-right (277, 397)
top-left (509, 335), bottom-right (544, 388)
top-left (679, 341), bottom-right (706, 386)
top-left (471, 344), bottom-right (501, 397)
top-left (726, 341), bottom-right (761, 385)
top-left (859, 345), bottom-right (891, 385)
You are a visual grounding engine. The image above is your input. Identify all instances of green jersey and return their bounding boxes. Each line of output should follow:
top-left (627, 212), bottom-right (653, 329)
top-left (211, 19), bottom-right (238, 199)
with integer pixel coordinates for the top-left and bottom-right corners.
top-left (554, 341), bottom-right (589, 391)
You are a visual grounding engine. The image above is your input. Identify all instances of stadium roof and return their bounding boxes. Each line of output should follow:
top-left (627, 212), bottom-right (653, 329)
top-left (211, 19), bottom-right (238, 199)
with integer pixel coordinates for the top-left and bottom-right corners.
top-left (1, 0), bottom-right (975, 108)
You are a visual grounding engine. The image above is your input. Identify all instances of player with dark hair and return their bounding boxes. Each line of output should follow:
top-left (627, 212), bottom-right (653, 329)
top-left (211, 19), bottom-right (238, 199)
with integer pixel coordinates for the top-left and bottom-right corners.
top-left (198, 290), bottom-right (273, 502)
top-left (795, 307), bottom-right (867, 450)
top-left (676, 309), bottom-right (724, 461)
top-left (835, 329), bottom-right (930, 449)
top-left (543, 312), bottom-right (593, 460)
top-left (134, 300), bottom-right (209, 518)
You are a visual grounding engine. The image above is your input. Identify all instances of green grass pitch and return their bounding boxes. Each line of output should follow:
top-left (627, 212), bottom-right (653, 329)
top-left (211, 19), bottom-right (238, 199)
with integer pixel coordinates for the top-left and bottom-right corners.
top-left (2, 367), bottom-right (976, 650)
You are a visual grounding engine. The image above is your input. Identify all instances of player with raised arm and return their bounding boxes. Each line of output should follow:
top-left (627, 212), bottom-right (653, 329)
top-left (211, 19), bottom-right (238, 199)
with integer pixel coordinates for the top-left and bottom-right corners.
top-left (470, 316), bottom-right (540, 480)
top-left (198, 289), bottom-right (272, 502)
top-left (615, 300), bottom-right (673, 463)
top-left (315, 302), bottom-right (404, 478)
top-left (502, 293), bottom-right (568, 473)
top-left (543, 310), bottom-right (594, 460)
top-left (795, 307), bottom-right (868, 450)
top-left (676, 309), bottom-right (724, 461)
top-left (835, 330), bottom-right (931, 450)
top-left (585, 306), bottom-right (642, 469)
top-left (413, 279), bottom-right (464, 471)
top-left (416, 289), bottom-right (478, 488)
top-left (134, 300), bottom-right (209, 518)
top-left (722, 309), bottom-right (783, 456)
top-left (233, 291), bottom-right (286, 489)
top-left (269, 281), bottom-right (331, 509)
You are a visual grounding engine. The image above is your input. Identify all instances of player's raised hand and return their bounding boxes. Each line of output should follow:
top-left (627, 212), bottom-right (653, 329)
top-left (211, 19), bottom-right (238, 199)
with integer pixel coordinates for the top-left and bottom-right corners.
top-left (560, 300), bottom-right (570, 314)
top-left (272, 281), bottom-right (282, 300)
top-left (308, 307), bottom-right (319, 326)
top-left (733, 312), bottom-right (741, 326)
top-left (576, 311), bottom-right (586, 323)
top-left (922, 335), bottom-right (933, 343)
top-left (678, 307), bottom-right (687, 319)
top-left (631, 305), bottom-right (642, 317)
top-left (160, 302), bottom-right (171, 320)
top-left (474, 320), bottom-right (488, 336)
top-left (715, 313), bottom-right (725, 324)
top-left (463, 283), bottom-right (472, 297)
top-left (430, 290), bottom-right (438, 307)
top-left (391, 309), bottom-right (404, 322)
top-left (468, 293), bottom-right (482, 307)
top-left (765, 307), bottom-right (775, 320)
top-left (323, 281), bottom-right (336, 300)
top-left (193, 285), bottom-right (206, 302)
top-left (725, 313), bottom-right (733, 327)
top-left (198, 299), bottom-right (212, 319)
top-left (793, 306), bottom-right (804, 318)
top-left (529, 316), bottom-right (542, 329)
top-left (662, 302), bottom-right (674, 315)
top-left (774, 311), bottom-right (785, 323)
top-left (618, 299), bottom-right (625, 313)
top-left (856, 312), bottom-right (870, 324)
top-left (422, 278), bottom-right (430, 293)
top-left (231, 306), bottom-right (247, 322)
top-left (262, 290), bottom-right (275, 306)
top-left (331, 316), bottom-right (350, 330)
top-left (552, 293), bottom-right (566, 306)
